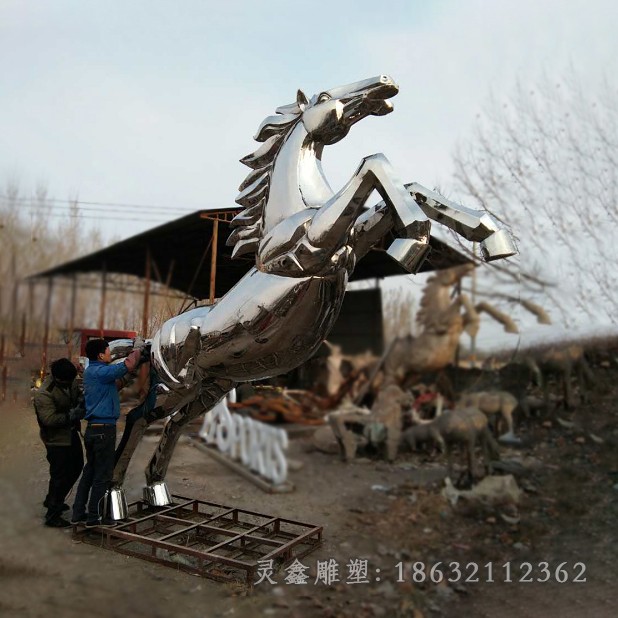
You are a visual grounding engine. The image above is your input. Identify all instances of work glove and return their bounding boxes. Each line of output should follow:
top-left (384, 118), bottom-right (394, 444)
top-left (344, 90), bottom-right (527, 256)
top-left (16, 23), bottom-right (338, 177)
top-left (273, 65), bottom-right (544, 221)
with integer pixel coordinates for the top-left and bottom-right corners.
top-left (124, 349), bottom-right (141, 373)
top-left (137, 343), bottom-right (152, 367)
top-left (68, 405), bottom-right (86, 422)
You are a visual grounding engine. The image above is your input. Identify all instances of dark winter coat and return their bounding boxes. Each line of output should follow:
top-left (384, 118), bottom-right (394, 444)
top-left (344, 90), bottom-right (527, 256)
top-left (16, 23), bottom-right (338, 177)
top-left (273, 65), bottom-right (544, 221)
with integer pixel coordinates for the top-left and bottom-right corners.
top-left (34, 375), bottom-right (81, 446)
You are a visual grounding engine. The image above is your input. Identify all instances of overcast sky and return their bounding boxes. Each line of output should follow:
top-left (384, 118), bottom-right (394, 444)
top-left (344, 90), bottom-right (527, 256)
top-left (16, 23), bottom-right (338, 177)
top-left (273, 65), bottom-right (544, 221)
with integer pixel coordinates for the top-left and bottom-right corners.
top-left (1, 0), bottom-right (616, 348)
top-left (1, 0), bottom-right (615, 238)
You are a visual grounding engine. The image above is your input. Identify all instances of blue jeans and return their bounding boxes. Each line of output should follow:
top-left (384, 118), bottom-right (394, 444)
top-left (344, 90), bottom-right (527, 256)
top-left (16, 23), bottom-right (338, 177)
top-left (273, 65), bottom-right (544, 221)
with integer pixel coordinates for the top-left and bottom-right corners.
top-left (72, 424), bottom-right (116, 523)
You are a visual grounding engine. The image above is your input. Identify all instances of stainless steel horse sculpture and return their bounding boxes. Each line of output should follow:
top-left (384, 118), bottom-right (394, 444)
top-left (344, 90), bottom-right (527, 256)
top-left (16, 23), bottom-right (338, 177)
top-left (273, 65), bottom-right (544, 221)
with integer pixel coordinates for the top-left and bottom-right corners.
top-left (112, 75), bottom-right (517, 508)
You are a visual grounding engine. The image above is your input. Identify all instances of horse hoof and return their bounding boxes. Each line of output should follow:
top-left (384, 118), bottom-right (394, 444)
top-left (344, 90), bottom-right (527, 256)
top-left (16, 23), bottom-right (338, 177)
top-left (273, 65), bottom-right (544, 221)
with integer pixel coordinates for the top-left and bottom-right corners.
top-left (104, 486), bottom-right (129, 520)
top-left (480, 229), bottom-right (517, 261)
top-left (143, 481), bottom-right (172, 506)
top-left (386, 238), bottom-right (430, 273)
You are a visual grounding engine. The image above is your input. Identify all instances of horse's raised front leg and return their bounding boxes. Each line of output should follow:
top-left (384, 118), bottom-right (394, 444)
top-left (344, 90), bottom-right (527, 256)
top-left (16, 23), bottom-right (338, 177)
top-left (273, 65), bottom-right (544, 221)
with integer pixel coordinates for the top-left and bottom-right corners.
top-left (309, 154), bottom-right (429, 243)
top-left (143, 377), bottom-right (236, 506)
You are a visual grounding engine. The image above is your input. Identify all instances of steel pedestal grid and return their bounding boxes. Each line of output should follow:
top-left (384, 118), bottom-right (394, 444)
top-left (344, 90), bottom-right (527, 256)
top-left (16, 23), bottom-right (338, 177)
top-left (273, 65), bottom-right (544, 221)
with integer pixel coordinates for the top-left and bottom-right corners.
top-left (73, 495), bottom-right (322, 586)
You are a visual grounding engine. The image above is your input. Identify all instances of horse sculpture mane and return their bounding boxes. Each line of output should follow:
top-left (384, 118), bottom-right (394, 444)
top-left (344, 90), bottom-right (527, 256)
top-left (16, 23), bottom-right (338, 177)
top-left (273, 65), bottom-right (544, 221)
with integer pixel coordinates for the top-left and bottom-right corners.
top-left (228, 101), bottom-right (304, 257)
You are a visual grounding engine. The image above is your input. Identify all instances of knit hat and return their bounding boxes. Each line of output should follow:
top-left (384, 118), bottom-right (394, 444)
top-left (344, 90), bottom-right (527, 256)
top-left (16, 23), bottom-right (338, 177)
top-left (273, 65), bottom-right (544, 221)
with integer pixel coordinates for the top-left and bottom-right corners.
top-left (50, 358), bottom-right (77, 383)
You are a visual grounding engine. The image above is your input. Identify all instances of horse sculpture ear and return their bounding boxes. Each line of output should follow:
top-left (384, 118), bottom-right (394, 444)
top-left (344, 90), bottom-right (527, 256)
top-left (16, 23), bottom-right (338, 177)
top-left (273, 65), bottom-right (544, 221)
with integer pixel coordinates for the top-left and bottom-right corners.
top-left (296, 89), bottom-right (308, 110)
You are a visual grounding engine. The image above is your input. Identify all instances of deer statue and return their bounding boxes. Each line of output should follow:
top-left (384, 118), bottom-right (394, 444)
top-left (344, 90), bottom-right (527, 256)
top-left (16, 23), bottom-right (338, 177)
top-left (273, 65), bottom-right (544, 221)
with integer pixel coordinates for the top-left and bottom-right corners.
top-left (402, 404), bottom-right (501, 485)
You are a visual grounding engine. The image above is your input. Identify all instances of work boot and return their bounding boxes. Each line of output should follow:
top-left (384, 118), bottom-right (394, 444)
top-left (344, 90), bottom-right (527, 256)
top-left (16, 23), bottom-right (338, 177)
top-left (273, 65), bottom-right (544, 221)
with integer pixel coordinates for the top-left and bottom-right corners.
top-left (85, 518), bottom-right (118, 528)
top-left (44, 517), bottom-right (72, 528)
top-left (70, 515), bottom-right (87, 525)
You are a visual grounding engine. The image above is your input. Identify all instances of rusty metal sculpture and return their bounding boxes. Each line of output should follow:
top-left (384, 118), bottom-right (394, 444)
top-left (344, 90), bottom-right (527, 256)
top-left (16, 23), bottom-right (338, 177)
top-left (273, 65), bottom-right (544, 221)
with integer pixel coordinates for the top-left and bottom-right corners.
top-left (112, 75), bottom-right (517, 509)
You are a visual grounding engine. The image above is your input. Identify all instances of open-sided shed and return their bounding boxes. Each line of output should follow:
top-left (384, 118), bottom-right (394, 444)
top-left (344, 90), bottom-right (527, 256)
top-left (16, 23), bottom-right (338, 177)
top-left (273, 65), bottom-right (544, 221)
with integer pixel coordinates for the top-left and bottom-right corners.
top-left (29, 207), bottom-right (471, 363)
top-left (33, 207), bottom-right (470, 299)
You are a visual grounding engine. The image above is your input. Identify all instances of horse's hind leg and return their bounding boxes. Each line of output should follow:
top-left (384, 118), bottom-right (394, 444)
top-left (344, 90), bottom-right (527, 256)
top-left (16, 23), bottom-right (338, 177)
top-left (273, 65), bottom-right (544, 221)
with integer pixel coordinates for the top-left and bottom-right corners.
top-left (144, 378), bottom-right (236, 505)
top-left (113, 403), bottom-right (172, 486)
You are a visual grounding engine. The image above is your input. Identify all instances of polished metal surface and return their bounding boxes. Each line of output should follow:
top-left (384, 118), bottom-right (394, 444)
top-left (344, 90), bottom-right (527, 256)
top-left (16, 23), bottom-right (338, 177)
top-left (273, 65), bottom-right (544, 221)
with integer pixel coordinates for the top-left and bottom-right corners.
top-left (128, 75), bottom-right (518, 486)
top-left (108, 339), bottom-right (135, 362)
top-left (104, 487), bottom-right (129, 521)
top-left (143, 481), bottom-right (172, 507)
top-left (386, 238), bottom-right (431, 274)
top-left (405, 183), bottom-right (518, 260)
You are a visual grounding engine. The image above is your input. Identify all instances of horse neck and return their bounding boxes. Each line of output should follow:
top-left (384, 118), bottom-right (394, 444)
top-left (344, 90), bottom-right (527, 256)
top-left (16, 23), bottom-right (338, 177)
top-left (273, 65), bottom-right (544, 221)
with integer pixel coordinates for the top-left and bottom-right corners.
top-left (262, 123), bottom-right (334, 235)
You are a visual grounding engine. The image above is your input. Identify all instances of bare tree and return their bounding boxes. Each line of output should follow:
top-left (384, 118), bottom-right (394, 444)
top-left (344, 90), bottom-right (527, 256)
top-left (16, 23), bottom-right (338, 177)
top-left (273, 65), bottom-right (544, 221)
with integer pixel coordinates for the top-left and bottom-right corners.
top-left (382, 284), bottom-right (418, 344)
top-left (453, 69), bottom-right (618, 327)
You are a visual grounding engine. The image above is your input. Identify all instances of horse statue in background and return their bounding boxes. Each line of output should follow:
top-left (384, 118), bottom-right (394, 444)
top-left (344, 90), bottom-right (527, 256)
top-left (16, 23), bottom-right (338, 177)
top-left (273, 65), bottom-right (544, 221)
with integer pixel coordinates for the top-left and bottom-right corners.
top-left (112, 75), bottom-right (517, 507)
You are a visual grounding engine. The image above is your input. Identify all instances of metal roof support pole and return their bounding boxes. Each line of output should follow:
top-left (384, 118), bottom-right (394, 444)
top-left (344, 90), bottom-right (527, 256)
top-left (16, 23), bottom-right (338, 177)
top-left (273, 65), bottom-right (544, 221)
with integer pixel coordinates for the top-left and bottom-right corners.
top-left (209, 219), bottom-right (219, 305)
top-left (142, 249), bottom-right (151, 338)
top-left (163, 259), bottom-right (176, 320)
top-left (469, 242), bottom-right (478, 364)
top-left (19, 312), bottom-right (25, 357)
top-left (180, 237), bottom-right (213, 313)
top-left (10, 251), bottom-right (18, 344)
top-left (67, 274), bottom-right (77, 359)
top-left (41, 277), bottom-right (54, 378)
top-left (99, 265), bottom-right (107, 337)
top-left (27, 280), bottom-right (34, 342)
top-left (1, 365), bottom-right (6, 404)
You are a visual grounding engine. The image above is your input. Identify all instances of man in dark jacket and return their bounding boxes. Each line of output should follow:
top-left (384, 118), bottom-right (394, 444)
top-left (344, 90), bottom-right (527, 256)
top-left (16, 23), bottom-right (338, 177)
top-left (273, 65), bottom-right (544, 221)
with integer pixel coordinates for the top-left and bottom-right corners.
top-left (71, 338), bottom-right (140, 526)
top-left (34, 358), bottom-right (84, 528)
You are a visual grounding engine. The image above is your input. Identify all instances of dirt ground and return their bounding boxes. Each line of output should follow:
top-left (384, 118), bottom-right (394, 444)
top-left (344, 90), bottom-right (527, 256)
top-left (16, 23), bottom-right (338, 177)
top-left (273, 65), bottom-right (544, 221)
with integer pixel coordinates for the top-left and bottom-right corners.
top-left (1, 364), bottom-right (617, 618)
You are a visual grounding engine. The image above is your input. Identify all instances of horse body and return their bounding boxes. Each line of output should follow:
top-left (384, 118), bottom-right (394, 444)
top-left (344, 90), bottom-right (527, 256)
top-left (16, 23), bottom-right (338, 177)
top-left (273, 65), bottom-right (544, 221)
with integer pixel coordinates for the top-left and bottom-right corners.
top-left (114, 75), bottom-right (517, 504)
top-left (153, 268), bottom-right (347, 385)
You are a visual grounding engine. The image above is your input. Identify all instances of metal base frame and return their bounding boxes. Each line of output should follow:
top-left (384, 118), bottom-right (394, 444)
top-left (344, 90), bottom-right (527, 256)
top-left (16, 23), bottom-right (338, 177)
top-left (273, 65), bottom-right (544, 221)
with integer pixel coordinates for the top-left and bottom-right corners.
top-left (73, 494), bottom-right (322, 586)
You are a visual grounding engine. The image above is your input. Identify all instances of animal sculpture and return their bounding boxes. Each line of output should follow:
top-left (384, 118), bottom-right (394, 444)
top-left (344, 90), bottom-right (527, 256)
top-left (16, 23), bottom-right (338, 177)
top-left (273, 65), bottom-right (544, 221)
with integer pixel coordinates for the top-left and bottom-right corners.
top-left (524, 345), bottom-right (595, 412)
top-left (457, 390), bottom-right (520, 443)
top-left (402, 406), bottom-right (501, 483)
top-left (328, 384), bottom-right (413, 462)
top-left (112, 75), bottom-right (516, 506)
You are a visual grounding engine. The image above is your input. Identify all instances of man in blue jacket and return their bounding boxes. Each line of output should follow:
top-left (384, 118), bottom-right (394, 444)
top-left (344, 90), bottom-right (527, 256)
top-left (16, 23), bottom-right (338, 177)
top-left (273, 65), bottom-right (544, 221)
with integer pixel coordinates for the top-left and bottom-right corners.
top-left (71, 338), bottom-right (140, 526)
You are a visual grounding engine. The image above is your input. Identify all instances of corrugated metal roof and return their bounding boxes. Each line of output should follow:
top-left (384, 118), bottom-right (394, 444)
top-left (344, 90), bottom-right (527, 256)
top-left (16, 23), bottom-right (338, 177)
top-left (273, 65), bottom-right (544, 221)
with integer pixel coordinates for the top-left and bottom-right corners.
top-left (31, 208), bottom-right (471, 299)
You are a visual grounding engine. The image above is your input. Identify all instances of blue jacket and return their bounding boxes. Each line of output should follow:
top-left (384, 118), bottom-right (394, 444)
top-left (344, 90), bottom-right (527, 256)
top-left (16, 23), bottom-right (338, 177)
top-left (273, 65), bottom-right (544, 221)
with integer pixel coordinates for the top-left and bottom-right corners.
top-left (83, 361), bottom-right (129, 424)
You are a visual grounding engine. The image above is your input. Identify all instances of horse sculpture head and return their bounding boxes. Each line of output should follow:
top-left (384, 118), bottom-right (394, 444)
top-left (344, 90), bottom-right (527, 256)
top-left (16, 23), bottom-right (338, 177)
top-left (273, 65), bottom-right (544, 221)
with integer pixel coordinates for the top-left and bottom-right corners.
top-left (296, 74), bottom-right (399, 145)
top-left (229, 75), bottom-right (400, 257)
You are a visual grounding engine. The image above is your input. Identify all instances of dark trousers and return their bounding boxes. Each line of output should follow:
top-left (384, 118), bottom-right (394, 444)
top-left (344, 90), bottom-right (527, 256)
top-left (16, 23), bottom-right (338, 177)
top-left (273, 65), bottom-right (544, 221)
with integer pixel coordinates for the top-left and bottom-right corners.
top-left (44, 431), bottom-right (84, 521)
top-left (72, 424), bottom-right (116, 523)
